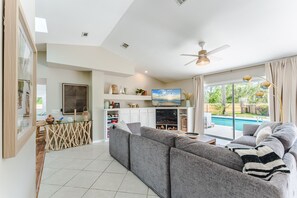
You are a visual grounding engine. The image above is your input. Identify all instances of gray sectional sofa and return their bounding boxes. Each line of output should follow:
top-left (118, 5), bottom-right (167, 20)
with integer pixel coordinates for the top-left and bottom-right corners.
top-left (109, 122), bottom-right (297, 198)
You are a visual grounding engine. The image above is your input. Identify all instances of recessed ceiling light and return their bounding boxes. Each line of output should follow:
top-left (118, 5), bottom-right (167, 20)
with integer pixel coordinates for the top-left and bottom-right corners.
top-left (81, 32), bottom-right (89, 37)
top-left (121, 43), bottom-right (129, 49)
top-left (145, 70), bottom-right (148, 74)
top-left (35, 17), bottom-right (48, 33)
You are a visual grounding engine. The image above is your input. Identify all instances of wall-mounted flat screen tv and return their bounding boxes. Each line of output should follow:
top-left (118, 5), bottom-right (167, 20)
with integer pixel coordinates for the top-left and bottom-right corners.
top-left (152, 89), bottom-right (181, 106)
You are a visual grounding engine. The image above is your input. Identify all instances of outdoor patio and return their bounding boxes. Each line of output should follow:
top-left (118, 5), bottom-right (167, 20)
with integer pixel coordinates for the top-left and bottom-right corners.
top-left (205, 125), bottom-right (243, 140)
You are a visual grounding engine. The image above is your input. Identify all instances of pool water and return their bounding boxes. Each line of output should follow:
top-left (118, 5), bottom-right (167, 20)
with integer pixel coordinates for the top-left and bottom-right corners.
top-left (211, 116), bottom-right (263, 131)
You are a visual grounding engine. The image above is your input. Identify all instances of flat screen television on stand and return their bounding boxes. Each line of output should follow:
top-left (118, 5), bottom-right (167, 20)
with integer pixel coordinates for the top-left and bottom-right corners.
top-left (152, 89), bottom-right (182, 107)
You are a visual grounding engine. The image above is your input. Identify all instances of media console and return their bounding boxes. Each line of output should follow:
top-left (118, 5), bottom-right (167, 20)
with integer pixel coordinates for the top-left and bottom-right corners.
top-left (104, 107), bottom-right (194, 140)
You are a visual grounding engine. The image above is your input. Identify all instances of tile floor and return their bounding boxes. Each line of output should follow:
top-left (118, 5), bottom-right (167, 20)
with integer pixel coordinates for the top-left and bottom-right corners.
top-left (39, 142), bottom-right (160, 198)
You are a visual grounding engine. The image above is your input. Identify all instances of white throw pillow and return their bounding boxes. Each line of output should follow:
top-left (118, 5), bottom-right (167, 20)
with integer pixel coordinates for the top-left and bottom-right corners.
top-left (114, 121), bottom-right (132, 133)
top-left (256, 126), bottom-right (272, 145)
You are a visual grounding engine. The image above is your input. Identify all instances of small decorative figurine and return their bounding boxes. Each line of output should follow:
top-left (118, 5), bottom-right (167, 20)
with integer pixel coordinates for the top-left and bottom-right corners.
top-left (46, 114), bottom-right (55, 124)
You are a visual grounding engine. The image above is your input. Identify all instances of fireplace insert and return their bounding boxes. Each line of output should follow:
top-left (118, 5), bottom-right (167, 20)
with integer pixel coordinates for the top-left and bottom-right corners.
top-left (156, 109), bottom-right (178, 130)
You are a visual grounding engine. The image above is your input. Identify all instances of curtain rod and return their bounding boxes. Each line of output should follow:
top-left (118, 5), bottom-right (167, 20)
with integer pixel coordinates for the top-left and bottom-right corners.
top-left (192, 63), bottom-right (263, 79)
top-left (192, 54), bottom-right (297, 79)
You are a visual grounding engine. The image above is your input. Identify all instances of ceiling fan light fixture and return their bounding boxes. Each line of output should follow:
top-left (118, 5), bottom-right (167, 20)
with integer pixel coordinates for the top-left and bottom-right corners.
top-left (196, 56), bottom-right (210, 65)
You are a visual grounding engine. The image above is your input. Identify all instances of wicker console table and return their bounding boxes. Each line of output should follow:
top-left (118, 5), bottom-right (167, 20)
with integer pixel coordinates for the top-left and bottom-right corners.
top-left (45, 121), bottom-right (92, 151)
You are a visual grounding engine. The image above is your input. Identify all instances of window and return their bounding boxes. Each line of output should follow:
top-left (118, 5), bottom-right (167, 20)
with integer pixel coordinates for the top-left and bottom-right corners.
top-left (36, 82), bottom-right (47, 120)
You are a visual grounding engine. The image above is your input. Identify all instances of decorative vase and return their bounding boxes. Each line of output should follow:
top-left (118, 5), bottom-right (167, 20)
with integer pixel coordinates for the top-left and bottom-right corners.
top-left (112, 84), bottom-right (119, 94)
top-left (109, 86), bottom-right (113, 94)
top-left (82, 111), bottom-right (89, 121)
top-left (104, 101), bottom-right (110, 109)
top-left (186, 100), bottom-right (191, 107)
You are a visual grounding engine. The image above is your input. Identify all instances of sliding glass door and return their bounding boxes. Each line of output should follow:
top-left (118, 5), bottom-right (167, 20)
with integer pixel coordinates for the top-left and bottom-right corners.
top-left (204, 80), bottom-right (269, 140)
top-left (204, 84), bottom-right (234, 139)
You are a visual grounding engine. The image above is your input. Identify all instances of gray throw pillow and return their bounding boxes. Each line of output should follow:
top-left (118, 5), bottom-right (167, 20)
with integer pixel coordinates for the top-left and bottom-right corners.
top-left (256, 126), bottom-right (272, 145)
top-left (254, 122), bottom-right (281, 137)
top-left (272, 123), bottom-right (297, 151)
top-left (259, 136), bottom-right (285, 158)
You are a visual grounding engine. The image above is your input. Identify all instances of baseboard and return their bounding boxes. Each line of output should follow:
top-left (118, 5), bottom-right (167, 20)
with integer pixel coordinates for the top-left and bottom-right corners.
top-left (93, 139), bottom-right (109, 143)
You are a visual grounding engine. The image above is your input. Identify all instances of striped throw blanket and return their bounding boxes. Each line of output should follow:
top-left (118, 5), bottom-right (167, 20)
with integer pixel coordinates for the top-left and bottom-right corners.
top-left (229, 145), bottom-right (290, 181)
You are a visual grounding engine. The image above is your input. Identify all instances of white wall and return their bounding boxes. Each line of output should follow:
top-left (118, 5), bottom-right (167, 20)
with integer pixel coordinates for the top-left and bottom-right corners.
top-left (0, 0), bottom-right (36, 198)
top-left (91, 71), bottom-right (105, 140)
top-left (165, 78), bottom-right (194, 106)
top-left (37, 52), bottom-right (92, 120)
top-left (104, 73), bottom-right (165, 108)
top-left (104, 73), bottom-right (165, 95)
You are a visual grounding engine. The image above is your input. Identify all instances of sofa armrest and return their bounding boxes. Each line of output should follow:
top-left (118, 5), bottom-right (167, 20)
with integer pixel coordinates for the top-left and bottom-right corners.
top-left (243, 124), bottom-right (260, 136)
top-left (127, 122), bottom-right (141, 135)
top-left (109, 128), bottom-right (131, 169)
top-left (170, 148), bottom-right (283, 198)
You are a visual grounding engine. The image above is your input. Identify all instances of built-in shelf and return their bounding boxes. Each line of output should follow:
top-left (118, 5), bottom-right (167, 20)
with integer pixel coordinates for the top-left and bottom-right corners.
top-left (104, 94), bottom-right (152, 101)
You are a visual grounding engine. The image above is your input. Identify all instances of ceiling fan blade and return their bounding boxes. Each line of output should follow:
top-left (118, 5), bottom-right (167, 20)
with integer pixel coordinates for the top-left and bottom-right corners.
top-left (184, 58), bottom-right (197, 66)
top-left (207, 45), bottom-right (230, 56)
top-left (209, 56), bottom-right (223, 62)
top-left (180, 54), bottom-right (199, 57)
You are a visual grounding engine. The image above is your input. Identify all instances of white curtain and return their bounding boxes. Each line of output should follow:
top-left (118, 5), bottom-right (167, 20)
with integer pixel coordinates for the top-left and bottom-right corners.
top-left (193, 75), bottom-right (205, 134)
top-left (265, 56), bottom-right (297, 124)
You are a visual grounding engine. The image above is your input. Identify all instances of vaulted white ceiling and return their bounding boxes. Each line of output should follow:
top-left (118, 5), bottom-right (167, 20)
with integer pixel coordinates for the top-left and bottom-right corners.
top-left (36, 0), bottom-right (134, 46)
top-left (36, 0), bottom-right (297, 82)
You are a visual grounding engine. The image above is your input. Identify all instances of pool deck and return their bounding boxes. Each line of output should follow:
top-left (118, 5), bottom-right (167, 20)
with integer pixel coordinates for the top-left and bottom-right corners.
top-left (205, 125), bottom-right (243, 140)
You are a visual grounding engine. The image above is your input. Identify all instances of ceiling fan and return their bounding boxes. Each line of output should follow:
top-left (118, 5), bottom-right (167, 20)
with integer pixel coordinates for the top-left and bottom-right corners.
top-left (181, 41), bottom-right (230, 66)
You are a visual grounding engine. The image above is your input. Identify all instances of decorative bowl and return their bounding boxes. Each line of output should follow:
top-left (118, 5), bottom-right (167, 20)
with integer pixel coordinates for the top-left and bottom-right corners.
top-left (185, 132), bottom-right (199, 139)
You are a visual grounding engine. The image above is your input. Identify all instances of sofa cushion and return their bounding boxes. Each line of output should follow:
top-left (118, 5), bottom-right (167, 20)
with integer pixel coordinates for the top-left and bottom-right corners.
top-left (272, 123), bottom-right (297, 151)
top-left (254, 122), bottom-right (281, 136)
top-left (114, 121), bottom-right (131, 133)
top-left (255, 126), bottom-right (272, 145)
top-left (288, 141), bottom-right (297, 163)
top-left (127, 122), bottom-right (141, 135)
top-left (259, 136), bottom-right (285, 158)
top-left (141, 127), bottom-right (178, 147)
top-left (175, 136), bottom-right (243, 171)
top-left (243, 124), bottom-right (260, 136)
top-left (130, 134), bottom-right (171, 198)
top-left (231, 136), bottom-right (256, 147)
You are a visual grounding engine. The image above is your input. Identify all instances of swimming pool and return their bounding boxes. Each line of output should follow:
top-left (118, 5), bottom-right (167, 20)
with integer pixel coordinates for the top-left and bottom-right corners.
top-left (211, 116), bottom-right (263, 131)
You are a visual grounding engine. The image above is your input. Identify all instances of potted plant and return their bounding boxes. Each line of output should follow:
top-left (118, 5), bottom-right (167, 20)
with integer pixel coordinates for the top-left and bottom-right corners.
top-left (136, 88), bottom-right (145, 96)
top-left (183, 92), bottom-right (193, 107)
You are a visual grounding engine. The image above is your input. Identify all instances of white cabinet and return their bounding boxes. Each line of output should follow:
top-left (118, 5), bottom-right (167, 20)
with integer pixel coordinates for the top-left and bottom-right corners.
top-left (148, 109), bottom-right (156, 128)
top-left (130, 109), bottom-right (140, 123)
top-left (119, 109), bottom-right (130, 123)
top-left (104, 107), bottom-right (194, 140)
top-left (140, 109), bottom-right (149, 126)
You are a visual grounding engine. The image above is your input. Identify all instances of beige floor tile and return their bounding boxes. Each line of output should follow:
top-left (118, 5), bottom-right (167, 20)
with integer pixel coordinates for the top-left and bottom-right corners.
top-left (42, 169), bottom-right (79, 185)
top-left (115, 192), bottom-right (147, 198)
top-left (65, 171), bottom-right (102, 188)
top-left (118, 172), bottom-right (148, 195)
top-left (84, 159), bottom-right (112, 172)
top-left (148, 188), bottom-right (158, 196)
top-left (45, 158), bottom-right (74, 169)
top-left (105, 160), bottom-right (128, 174)
top-left (63, 159), bottom-right (93, 170)
top-left (83, 189), bottom-right (116, 198)
top-left (97, 152), bottom-right (114, 161)
top-left (91, 173), bottom-right (125, 191)
top-left (41, 167), bottom-right (59, 181)
top-left (38, 184), bottom-right (62, 198)
top-left (51, 187), bottom-right (87, 198)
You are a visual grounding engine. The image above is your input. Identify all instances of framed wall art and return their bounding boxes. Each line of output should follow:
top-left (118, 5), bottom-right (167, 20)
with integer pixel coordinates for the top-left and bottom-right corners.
top-left (62, 83), bottom-right (89, 115)
top-left (3, 0), bottom-right (37, 158)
